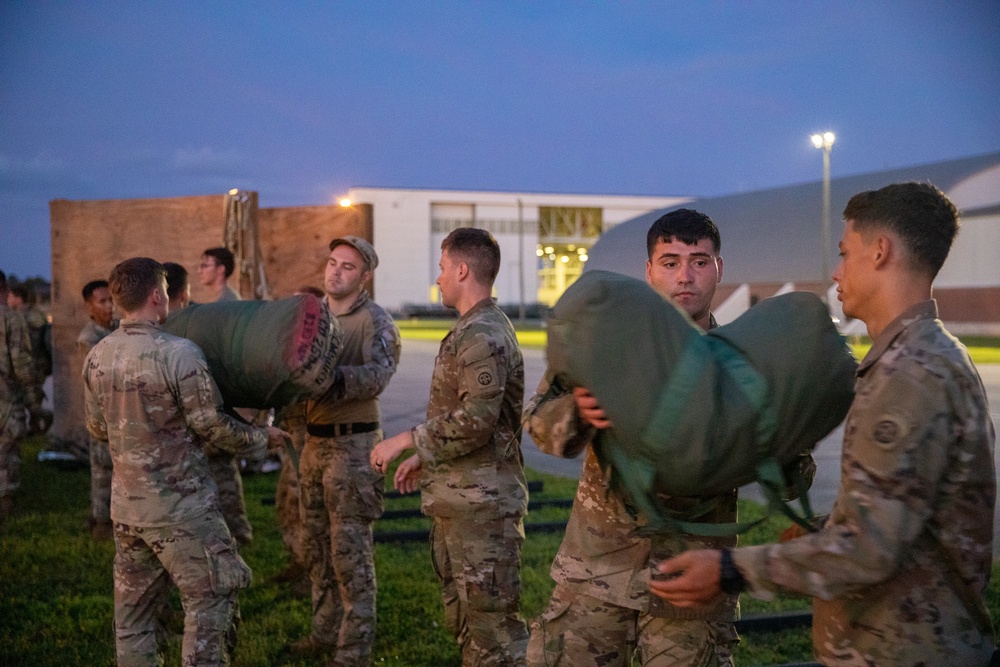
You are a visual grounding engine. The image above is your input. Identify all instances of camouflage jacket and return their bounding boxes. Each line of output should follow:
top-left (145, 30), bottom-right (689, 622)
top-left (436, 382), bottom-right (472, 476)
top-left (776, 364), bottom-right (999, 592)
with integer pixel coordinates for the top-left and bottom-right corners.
top-left (83, 318), bottom-right (269, 527)
top-left (413, 298), bottom-right (528, 519)
top-left (734, 301), bottom-right (996, 665)
top-left (525, 367), bottom-right (738, 621)
top-left (77, 318), bottom-right (117, 352)
top-left (307, 291), bottom-right (400, 426)
top-left (1, 304), bottom-right (38, 411)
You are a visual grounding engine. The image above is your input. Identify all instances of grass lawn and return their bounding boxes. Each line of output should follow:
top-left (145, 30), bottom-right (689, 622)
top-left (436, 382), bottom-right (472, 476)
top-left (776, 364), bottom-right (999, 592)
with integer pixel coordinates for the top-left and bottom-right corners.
top-left (4, 430), bottom-right (1000, 666)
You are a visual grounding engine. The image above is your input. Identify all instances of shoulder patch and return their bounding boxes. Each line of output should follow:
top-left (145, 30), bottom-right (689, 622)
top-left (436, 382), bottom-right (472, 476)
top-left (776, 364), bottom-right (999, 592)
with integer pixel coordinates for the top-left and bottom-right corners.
top-left (872, 414), bottom-right (908, 449)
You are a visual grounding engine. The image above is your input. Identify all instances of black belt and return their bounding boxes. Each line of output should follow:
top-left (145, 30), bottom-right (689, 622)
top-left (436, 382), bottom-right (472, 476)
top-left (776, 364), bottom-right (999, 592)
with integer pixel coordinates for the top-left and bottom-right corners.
top-left (307, 422), bottom-right (379, 438)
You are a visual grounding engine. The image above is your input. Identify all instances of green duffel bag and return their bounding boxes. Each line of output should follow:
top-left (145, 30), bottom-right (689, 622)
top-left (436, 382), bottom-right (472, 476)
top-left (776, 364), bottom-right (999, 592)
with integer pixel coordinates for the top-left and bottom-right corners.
top-left (163, 294), bottom-right (342, 410)
top-left (546, 270), bottom-right (857, 531)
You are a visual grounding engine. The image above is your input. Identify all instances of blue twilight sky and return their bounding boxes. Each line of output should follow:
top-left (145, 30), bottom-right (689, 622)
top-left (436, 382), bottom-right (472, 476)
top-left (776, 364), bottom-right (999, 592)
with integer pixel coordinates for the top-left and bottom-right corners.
top-left (2, 1), bottom-right (998, 280)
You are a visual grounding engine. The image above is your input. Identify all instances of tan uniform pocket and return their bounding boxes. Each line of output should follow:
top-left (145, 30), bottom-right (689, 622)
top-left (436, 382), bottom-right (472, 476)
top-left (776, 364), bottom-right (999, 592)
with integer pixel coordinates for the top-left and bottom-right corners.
top-left (204, 535), bottom-right (252, 595)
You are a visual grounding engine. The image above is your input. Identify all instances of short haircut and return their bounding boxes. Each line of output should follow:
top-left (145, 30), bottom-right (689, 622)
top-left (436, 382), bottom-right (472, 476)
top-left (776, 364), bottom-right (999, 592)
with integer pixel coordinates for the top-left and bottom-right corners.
top-left (82, 279), bottom-right (110, 302)
top-left (296, 285), bottom-right (326, 298)
top-left (441, 227), bottom-right (501, 286)
top-left (843, 181), bottom-right (958, 278)
top-left (203, 247), bottom-right (235, 278)
top-left (10, 285), bottom-right (34, 305)
top-left (646, 208), bottom-right (721, 259)
top-left (163, 262), bottom-right (189, 300)
top-left (109, 258), bottom-right (166, 313)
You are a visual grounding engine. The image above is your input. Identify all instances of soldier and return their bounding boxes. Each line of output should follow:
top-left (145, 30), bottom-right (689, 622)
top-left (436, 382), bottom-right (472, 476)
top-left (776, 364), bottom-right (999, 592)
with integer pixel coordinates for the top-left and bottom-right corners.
top-left (291, 238), bottom-right (400, 666)
top-left (652, 183), bottom-right (997, 666)
top-left (7, 284), bottom-right (52, 434)
top-left (77, 279), bottom-right (118, 539)
top-left (83, 257), bottom-right (288, 666)
top-left (273, 285), bottom-right (326, 586)
top-left (197, 247), bottom-right (241, 302)
top-left (0, 269), bottom-right (40, 521)
top-left (523, 210), bottom-right (742, 666)
top-left (163, 262), bottom-right (191, 311)
top-left (371, 227), bottom-right (530, 666)
top-left (164, 260), bottom-right (256, 547)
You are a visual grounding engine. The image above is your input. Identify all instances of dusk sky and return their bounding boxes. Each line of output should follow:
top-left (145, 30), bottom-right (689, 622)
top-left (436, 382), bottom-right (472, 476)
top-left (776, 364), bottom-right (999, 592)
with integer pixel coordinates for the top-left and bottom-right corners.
top-left (2, 1), bottom-right (998, 280)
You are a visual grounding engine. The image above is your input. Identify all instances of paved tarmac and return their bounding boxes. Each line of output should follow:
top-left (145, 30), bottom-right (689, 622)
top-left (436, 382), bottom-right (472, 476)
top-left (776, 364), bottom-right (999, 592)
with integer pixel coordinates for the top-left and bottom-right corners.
top-left (381, 338), bottom-right (1000, 552)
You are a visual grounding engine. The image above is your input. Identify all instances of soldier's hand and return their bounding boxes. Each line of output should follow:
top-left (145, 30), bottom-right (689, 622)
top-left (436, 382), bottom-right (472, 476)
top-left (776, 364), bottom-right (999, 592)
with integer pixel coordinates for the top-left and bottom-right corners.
top-left (371, 430), bottom-right (414, 473)
top-left (393, 454), bottom-right (422, 494)
top-left (265, 426), bottom-right (292, 451)
top-left (649, 550), bottom-right (723, 607)
top-left (573, 387), bottom-right (613, 429)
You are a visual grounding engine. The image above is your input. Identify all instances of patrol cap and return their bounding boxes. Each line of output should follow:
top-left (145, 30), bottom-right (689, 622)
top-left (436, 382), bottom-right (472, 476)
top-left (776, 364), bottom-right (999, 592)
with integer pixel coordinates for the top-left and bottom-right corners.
top-left (329, 235), bottom-right (378, 271)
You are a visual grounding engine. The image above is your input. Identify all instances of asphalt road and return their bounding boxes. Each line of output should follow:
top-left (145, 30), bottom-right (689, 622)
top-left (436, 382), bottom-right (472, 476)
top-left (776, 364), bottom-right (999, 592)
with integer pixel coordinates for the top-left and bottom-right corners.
top-left (381, 338), bottom-right (1000, 553)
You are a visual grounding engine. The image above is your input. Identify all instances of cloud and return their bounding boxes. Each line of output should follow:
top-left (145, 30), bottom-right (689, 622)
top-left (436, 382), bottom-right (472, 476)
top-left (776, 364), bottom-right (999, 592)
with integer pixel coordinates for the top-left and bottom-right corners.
top-left (170, 146), bottom-right (244, 172)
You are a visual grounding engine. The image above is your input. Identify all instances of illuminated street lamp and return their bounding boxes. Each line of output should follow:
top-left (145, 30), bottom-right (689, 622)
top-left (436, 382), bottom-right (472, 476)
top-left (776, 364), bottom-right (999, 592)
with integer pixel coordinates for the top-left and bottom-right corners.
top-left (811, 131), bottom-right (835, 294)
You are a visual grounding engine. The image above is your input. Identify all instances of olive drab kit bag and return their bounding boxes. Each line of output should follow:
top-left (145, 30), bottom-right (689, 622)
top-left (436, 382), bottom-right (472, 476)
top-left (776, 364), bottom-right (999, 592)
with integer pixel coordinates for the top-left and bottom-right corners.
top-left (545, 270), bottom-right (857, 536)
top-left (163, 293), bottom-right (343, 410)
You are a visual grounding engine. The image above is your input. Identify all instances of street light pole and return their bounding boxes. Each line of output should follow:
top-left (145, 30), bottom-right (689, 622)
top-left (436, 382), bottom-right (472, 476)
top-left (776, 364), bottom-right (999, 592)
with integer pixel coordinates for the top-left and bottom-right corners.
top-left (811, 131), bottom-right (835, 297)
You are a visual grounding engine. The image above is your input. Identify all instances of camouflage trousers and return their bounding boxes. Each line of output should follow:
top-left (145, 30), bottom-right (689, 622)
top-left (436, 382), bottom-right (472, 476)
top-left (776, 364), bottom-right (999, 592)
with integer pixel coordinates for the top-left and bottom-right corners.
top-left (113, 511), bottom-right (251, 667)
top-left (527, 585), bottom-right (739, 667)
top-left (300, 431), bottom-right (384, 666)
top-left (431, 515), bottom-right (529, 666)
top-left (89, 436), bottom-right (113, 524)
top-left (207, 452), bottom-right (252, 547)
top-left (0, 403), bottom-right (27, 498)
top-left (275, 425), bottom-right (306, 566)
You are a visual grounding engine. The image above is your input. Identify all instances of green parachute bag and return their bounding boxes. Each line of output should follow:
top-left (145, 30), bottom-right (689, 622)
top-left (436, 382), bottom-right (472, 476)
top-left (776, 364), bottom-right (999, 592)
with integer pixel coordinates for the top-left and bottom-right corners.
top-left (546, 270), bottom-right (857, 534)
top-left (163, 294), bottom-right (343, 410)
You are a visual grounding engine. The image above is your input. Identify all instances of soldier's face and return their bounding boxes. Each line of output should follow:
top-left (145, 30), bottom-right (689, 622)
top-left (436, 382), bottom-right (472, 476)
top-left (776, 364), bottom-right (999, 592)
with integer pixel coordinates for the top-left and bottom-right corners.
top-left (833, 220), bottom-right (877, 321)
top-left (86, 287), bottom-right (114, 328)
top-left (197, 255), bottom-right (226, 287)
top-left (325, 245), bottom-right (370, 300)
top-left (436, 249), bottom-right (461, 308)
top-left (645, 237), bottom-right (722, 326)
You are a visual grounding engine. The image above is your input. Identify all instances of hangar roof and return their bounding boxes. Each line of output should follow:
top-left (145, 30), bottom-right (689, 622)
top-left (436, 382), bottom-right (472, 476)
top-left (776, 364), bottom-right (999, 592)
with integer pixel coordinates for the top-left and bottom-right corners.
top-left (587, 152), bottom-right (1000, 284)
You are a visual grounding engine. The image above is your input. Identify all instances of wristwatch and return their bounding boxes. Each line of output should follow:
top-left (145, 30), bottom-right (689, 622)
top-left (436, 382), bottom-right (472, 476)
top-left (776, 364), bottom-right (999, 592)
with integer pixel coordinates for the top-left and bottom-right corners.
top-left (719, 548), bottom-right (747, 595)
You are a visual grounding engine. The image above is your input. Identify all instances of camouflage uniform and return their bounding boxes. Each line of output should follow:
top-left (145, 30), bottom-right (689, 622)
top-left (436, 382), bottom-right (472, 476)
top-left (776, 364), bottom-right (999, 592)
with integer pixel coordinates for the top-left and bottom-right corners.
top-left (276, 400), bottom-right (308, 567)
top-left (1, 304), bottom-right (37, 509)
top-left (412, 297), bottom-right (529, 666)
top-left (524, 367), bottom-right (740, 667)
top-left (78, 318), bottom-right (117, 526)
top-left (20, 306), bottom-right (51, 433)
top-left (83, 318), bottom-right (270, 667)
top-left (206, 442), bottom-right (257, 547)
top-left (300, 291), bottom-right (400, 666)
top-left (733, 301), bottom-right (996, 666)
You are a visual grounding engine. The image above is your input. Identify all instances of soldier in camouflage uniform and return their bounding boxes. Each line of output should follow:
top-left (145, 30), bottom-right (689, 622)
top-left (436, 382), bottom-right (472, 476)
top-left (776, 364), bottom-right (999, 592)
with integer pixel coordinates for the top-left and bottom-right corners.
top-left (372, 228), bottom-right (529, 666)
top-left (83, 257), bottom-right (288, 666)
top-left (77, 279), bottom-right (118, 538)
top-left (1, 269), bottom-right (40, 521)
top-left (524, 210), bottom-right (741, 667)
top-left (653, 183), bottom-right (997, 666)
top-left (291, 237), bottom-right (400, 666)
top-left (7, 284), bottom-right (52, 434)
